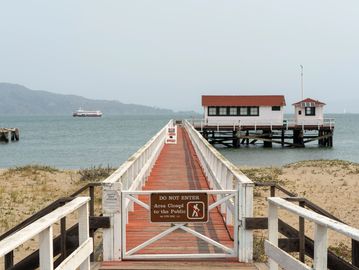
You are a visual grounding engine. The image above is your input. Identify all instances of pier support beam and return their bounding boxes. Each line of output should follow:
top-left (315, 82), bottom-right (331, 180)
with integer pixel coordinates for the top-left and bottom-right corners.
top-left (293, 130), bottom-right (304, 148)
top-left (281, 130), bottom-right (285, 147)
top-left (233, 131), bottom-right (240, 148)
top-left (263, 132), bottom-right (273, 148)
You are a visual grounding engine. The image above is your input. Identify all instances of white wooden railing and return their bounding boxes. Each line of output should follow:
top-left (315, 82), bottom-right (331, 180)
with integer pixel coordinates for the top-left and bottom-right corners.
top-left (266, 197), bottom-right (359, 270)
top-left (102, 120), bottom-right (174, 260)
top-left (0, 197), bottom-right (92, 270)
top-left (284, 118), bottom-right (335, 130)
top-left (184, 120), bottom-right (254, 262)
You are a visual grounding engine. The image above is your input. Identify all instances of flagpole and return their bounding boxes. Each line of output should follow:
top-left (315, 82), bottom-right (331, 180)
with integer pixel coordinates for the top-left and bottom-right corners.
top-left (300, 65), bottom-right (304, 100)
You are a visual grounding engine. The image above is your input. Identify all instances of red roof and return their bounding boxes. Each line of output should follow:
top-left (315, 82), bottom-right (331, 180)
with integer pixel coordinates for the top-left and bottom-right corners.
top-left (292, 98), bottom-right (326, 106)
top-left (202, 95), bottom-right (286, 107)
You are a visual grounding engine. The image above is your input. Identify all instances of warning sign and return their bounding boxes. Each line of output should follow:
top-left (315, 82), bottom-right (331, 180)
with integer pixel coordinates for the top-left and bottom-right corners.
top-left (165, 126), bottom-right (177, 144)
top-left (103, 186), bottom-right (121, 214)
top-left (150, 192), bottom-right (208, 223)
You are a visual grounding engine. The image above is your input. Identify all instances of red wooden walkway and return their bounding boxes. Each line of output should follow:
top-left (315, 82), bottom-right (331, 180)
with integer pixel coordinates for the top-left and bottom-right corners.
top-left (101, 126), bottom-right (258, 269)
top-left (125, 127), bottom-right (233, 254)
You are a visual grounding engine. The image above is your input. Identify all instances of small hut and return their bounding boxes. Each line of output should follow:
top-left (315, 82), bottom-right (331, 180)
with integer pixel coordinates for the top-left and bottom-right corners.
top-left (292, 98), bottom-right (326, 126)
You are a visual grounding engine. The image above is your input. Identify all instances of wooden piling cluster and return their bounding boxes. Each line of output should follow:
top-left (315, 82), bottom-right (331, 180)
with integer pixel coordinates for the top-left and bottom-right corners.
top-left (199, 125), bottom-right (334, 148)
top-left (0, 128), bottom-right (20, 143)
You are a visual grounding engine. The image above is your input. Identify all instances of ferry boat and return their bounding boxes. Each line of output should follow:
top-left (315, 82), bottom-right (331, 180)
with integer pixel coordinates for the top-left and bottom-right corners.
top-left (72, 108), bottom-right (103, 117)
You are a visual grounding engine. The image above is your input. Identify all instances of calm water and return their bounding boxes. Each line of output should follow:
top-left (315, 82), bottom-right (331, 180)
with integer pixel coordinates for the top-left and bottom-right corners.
top-left (0, 115), bottom-right (171, 169)
top-left (0, 114), bottom-right (358, 168)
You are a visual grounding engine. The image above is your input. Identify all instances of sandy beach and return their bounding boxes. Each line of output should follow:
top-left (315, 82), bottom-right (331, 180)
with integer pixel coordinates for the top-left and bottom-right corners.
top-left (0, 165), bottom-right (108, 269)
top-left (241, 159), bottom-right (359, 261)
top-left (0, 160), bottom-right (358, 265)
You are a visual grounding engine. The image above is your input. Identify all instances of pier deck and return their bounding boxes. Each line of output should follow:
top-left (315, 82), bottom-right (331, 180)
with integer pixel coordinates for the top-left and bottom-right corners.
top-left (100, 127), bottom-right (257, 269)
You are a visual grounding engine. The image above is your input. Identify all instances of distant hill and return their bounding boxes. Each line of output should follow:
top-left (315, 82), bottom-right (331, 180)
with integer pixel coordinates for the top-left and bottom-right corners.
top-left (0, 83), bottom-right (197, 116)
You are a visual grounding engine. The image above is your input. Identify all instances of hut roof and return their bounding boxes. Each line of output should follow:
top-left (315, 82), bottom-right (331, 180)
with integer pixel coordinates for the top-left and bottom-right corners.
top-left (292, 98), bottom-right (326, 106)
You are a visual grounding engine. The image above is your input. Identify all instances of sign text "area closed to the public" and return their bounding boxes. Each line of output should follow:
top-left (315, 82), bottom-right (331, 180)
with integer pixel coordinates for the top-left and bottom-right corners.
top-left (150, 192), bottom-right (208, 223)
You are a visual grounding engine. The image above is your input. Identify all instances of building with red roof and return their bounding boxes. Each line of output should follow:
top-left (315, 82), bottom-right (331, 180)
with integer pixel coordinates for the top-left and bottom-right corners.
top-left (202, 95), bottom-right (286, 126)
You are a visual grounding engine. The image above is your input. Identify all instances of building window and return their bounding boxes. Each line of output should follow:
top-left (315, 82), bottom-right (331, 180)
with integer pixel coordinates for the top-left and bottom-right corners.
top-left (219, 107), bottom-right (227, 116)
top-left (229, 107), bottom-right (237, 116)
top-left (249, 107), bottom-right (259, 116)
top-left (305, 107), bottom-right (316, 116)
top-left (272, 106), bottom-right (281, 111)
top-left (239, 107), bottom-right (248, 116)
top-left (208, 107), bottom-right (217, 116)
top-left (298, 110), bottom-right (302, 115)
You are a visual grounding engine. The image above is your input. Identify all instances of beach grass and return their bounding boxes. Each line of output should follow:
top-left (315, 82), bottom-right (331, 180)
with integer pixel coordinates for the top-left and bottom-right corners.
top-left (78, 165), bottom-right (116, 182)
top-left (5, 164), bottom-right (59, 175)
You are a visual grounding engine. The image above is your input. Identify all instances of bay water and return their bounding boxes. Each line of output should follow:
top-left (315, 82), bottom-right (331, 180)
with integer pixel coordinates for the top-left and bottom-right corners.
top-left (0, 114), bottom-right (358, 169)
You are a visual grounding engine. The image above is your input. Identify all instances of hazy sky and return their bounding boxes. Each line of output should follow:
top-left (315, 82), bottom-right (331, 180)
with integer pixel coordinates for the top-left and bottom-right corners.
top-left (1, 1), bottom-right (358, 113)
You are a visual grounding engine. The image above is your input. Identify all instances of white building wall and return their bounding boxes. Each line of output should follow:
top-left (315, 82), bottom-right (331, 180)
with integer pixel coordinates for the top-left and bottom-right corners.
top-left (294, 106), bottom-right (324, 125)
top-left (204, 106), bottom-right (284, 126)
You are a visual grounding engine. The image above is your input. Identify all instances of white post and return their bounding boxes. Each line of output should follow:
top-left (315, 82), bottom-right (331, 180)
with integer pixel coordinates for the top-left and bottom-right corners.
top-left (102, 182), bottom-right (122, 261)
top-left (221, 168), bottom-right (228, 214)
top-left (268, 201), bottom-right (278, 270)
top-left (238, 183), bottom-right (254, 262)
top-left (39, 226), bottom-right (54, 270)
top-left (314, 224), bottom-right (328, 270)
top-left (225, 174), bottom-right (233, 225)
top-left (78, 203), bottom-right (90, 270)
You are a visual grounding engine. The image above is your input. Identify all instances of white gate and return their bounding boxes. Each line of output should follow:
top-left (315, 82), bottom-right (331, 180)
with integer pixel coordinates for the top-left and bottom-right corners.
top-left (121, 189), bottom-right (239, 260)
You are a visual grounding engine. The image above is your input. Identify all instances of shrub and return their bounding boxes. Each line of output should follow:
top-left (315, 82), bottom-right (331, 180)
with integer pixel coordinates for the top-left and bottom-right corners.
top-left (79, 165), bottom-right (115, 182)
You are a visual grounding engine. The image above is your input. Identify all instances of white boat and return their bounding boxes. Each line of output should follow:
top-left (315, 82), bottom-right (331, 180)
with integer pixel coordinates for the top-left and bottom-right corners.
top-left (72, 108), bottom-right (102, 117)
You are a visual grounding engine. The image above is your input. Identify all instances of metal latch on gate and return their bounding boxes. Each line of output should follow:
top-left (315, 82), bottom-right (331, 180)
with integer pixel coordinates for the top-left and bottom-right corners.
top-left (238, 219), bottom-right (243, 227)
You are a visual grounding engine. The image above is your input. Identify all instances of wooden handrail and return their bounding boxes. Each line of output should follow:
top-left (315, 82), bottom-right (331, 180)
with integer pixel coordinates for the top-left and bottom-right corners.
top-left (0, 198), bottom-right (72, 241)
top-left (102, 120), bottom-right (173, 261)
top-left (0, 197), bottom-right (90, 257)
top-left (184, 120), bottom-right (254, 263)
top-left (1, 182), bottom-right (103, 269)
top-left (103, 120), bottom-right (172, 184)
top-left (270, 197), bottom-right (359, 242)
top-left (70, 182), bottom-right (102, 197)
top-left (267, 197), bottom-right (359, 270)
top-left (184, 120), bottom-right (253, 185)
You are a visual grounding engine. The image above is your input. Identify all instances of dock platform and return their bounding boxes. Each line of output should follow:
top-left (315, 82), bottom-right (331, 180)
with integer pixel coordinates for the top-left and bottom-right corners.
top-left (0, 128), bottom-right (19, 143)
top-left (191, 120), bottom-right (334, 148)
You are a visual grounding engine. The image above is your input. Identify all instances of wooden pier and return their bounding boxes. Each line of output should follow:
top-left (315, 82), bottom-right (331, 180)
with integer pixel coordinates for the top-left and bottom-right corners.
top-left (0, 128), bottom-right (19, 143)
top-left (100, 127), bottom-right (257, 269)
top-left (194, 120), bottom-right (334, 148)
